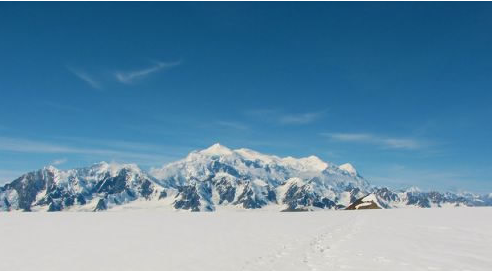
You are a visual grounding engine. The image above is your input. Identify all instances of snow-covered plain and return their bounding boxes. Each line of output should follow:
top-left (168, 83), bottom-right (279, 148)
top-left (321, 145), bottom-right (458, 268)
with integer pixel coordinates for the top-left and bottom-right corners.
top-left (1, 208), bottom-right (491, 271)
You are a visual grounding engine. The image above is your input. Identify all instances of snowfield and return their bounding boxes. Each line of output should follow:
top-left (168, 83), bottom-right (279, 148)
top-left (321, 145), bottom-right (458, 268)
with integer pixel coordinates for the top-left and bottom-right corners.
top-left (1, 208), bottom-right (491, 271)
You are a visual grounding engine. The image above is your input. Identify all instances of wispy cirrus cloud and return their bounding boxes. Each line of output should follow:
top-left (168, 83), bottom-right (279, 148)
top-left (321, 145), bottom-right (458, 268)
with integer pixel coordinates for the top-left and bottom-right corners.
top-left (279, 112), bottom-right (322, 125)
top-left (246, 109), bottom-right (325, 125)
top-left (51, 158), bottom-right (67, 166)
top-left (366, 164), bottom-right (492, 193)
top-left (67, 67), bottom-right (102, 90)
top-left (216, 121), bottom-right (249, 130)
top-left (0, 137), bottom-right (178, 165)
top-left (115, 60), bottom-right (181, 84)
top-left (321, 132), bottom-right (425, 150)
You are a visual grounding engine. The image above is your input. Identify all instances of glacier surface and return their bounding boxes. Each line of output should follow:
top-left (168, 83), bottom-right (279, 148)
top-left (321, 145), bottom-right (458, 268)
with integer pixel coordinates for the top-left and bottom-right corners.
top-left (0, 207), bottom-right (490, 271)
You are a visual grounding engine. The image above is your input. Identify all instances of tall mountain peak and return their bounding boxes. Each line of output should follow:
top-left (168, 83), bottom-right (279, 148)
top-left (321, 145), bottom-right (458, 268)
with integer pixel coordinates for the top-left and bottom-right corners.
top-left (199, 143), bottom-right (234, 156)
top-left (1, 146), bottom-right (490, 212)
top-left (339, 163), bottom-right (358, 176)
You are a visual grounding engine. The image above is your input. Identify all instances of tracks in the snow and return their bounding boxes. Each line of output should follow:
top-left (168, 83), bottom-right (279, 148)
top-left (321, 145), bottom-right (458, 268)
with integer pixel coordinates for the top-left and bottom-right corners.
top-left (303, 212), bottom-right (363, 271)
top-left (242, 212), bottom-right (364, 271)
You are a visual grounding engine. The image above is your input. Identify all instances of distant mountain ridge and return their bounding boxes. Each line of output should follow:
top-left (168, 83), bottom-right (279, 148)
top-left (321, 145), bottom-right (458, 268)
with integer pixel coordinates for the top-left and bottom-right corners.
top-left (1, 143), bottom-right (491, 212)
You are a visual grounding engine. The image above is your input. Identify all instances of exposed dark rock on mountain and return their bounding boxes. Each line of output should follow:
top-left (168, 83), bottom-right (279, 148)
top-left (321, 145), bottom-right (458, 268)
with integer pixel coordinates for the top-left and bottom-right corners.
top-left (282, 181), bottom-right (343, 211)
top-left (173, 185), bottom-right (202, 211)
top-left (0, 144), bottom-right (490, 212)
top-left (346, 194), bottom-right (382, 210)
top-left (94, 198), bottom-right (107, 211)
top-left (5, 169), bottom-right (53, 211)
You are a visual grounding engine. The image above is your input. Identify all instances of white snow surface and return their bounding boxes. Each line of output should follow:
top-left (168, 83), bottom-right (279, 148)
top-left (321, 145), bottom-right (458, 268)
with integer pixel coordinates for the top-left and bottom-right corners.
top-left (149, 143), bottom-right (367, 191)
top-left (361, 193), bottom-right (378, 202)
top-left (1, 207), bottom-right (491, 271)
top-left (339, 163), bottom-right (358, 176)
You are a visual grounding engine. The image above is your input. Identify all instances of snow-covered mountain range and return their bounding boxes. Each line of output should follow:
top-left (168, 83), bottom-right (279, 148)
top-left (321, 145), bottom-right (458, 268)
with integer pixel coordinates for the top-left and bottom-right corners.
top-left (1, 143), bottom-right (491, 212)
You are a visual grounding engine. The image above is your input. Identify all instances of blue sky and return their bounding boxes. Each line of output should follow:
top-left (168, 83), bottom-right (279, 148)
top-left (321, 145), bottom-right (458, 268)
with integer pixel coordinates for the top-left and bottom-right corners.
top-left (1, 2), bottom-right (491, 193)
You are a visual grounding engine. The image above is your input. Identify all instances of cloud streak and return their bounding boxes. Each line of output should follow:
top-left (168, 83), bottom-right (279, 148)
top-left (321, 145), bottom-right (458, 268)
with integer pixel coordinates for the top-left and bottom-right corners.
top-left (246, 109), bottom-right (325, 125)
top-left (216, 121), bottom-right (249, 130)
top-left (366, 164), bottom-right (492, 193)
top-left (115, 60), bottom-right (181, 84)
top-left (51, 158), bottom-right (67, 166)
top-left (0, 137), bottom-right (176, 165)
top-left (321, 132), bottom-right (425, 150)
top-left (279, 112), bottom-right (322, 125)
top-left (67, 67), bottom-right (102, 90)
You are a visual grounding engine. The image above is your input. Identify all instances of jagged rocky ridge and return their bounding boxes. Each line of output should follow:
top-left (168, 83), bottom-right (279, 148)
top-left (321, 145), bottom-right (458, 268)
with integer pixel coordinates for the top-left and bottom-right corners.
top-left (1, 143), bottom-right (491, 212)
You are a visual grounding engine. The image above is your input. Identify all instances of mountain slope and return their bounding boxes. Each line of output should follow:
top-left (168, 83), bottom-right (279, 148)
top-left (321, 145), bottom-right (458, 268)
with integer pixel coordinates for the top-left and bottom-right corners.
top-left (150, 143), bottom-right (370, 211)
top-left (1, 143), bottom-right (490, 212)
top-left (0, 162), bottom-right (166, 212)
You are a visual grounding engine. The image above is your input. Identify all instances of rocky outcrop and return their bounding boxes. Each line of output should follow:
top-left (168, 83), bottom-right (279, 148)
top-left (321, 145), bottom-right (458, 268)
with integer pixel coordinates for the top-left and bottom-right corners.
top-left (346, 194), bottom-right (382, 210)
